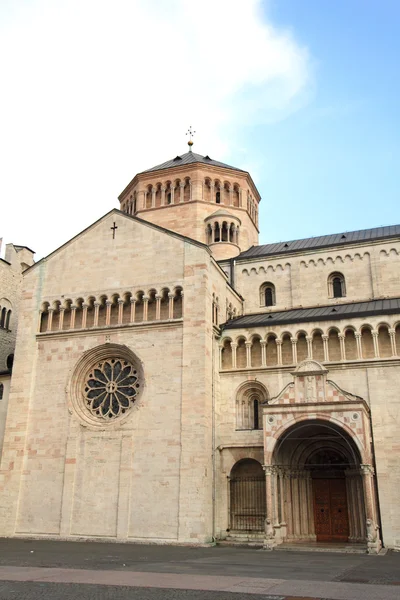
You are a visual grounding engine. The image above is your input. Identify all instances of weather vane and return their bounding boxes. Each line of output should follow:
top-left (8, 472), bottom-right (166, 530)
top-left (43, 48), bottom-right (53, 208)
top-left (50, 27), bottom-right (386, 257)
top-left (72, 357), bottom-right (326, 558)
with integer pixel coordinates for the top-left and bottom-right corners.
top-left (186, 126), bottom-right (196, 151)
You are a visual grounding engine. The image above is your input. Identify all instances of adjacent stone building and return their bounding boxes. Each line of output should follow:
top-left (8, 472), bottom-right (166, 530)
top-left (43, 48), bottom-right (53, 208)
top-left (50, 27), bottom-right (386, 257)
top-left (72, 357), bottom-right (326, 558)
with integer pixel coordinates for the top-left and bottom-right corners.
top-left (0, 146), bottom-right (399, 553)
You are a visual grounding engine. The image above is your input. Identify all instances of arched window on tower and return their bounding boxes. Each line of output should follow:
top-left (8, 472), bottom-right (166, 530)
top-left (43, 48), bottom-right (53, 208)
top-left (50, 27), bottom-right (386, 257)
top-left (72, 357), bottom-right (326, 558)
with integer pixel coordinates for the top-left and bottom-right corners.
top-left (328, 272), bottom-right (346, 298)
top-left (5, 310), bottom-right (11, 330)
top-left (260, 282), bottom-right (276, 307)
top-left (216, 190), bottom-right (221, 204)
top-left (0, 307), bottom-right (5, 328)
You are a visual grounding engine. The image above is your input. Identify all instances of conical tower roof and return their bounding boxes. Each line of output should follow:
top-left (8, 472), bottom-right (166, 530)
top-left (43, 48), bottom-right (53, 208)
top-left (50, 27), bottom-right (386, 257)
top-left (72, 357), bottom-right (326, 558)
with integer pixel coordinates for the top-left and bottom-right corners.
top-left (141, 151), bottom-right (246, 174)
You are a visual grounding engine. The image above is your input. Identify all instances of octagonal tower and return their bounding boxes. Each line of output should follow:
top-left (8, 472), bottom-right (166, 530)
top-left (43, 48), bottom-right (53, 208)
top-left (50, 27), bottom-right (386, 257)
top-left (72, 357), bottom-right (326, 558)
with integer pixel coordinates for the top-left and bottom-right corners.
top-left (118, 146), bottom-right (260, 259)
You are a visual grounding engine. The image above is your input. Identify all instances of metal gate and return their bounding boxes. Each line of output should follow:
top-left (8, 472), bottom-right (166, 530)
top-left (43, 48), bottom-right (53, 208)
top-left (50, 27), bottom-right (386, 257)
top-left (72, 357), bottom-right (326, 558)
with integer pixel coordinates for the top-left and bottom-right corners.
top-left (230, 476), bottom-right (266, 531)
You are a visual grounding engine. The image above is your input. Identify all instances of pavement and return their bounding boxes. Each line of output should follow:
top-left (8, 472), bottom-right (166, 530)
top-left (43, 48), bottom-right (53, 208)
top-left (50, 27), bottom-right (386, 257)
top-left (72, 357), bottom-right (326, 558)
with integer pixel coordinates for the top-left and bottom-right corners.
top-left (0, 539), bottom-right (398, 599)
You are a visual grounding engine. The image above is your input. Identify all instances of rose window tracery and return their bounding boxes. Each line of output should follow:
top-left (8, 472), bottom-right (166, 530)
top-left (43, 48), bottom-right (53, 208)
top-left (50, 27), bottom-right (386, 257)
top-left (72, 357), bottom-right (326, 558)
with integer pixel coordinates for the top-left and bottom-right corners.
top-left (84, 358), bottom-right (140, 419)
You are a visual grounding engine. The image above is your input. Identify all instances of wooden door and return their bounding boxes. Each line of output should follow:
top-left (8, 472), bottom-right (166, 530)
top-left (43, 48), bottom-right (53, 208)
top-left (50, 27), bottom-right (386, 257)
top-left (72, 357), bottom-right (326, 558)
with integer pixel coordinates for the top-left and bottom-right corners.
top-left (313, 478), bottom-right (349, 542)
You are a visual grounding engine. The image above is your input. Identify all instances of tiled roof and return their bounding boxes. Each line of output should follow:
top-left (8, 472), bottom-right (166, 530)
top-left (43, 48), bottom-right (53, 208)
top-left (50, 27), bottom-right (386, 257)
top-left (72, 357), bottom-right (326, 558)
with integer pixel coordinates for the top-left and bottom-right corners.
top-left (142, 151), bottom-right (246, 174)
top-left (222, 298), bottom-right (400, 330)
top-left (236, 225), bottom-right (400, 260)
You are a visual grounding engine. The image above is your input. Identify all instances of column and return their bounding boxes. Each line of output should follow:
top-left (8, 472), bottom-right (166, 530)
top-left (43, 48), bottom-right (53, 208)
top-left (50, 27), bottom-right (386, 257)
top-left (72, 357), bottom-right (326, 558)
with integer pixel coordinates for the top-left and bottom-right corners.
top-left (239, 187), bottom-right (243, 207)
top-left (59, 307), bottom-right (65, 331)
top-left (338, 333), bottom-right (346, 361)
top-left (82, 303), bottom-right (88, 329)
top-left (306, 336), bottom-right (313, 359)
top-left (299, 474), bottom-right (309, 536)
top-left (360, 464), bottom-right (381, 553)
top-left (180, 182), bottom-right (184, 203)
top-left (118, 299), bottom-right (124, 325)
top-left (161, 185), bottom-right (166, 206)
top-left (276, 339), bottom-right (283, 365)
top-left (372, 330), bottom-right (380, 358)
top-left (229, 185), bottom-right (233, 206)
top-left (263, 465), bottom-right (277, 549)
top-left (70, 305), bottom-right (77, 329)
top-left (345, 472), bottom-right (357, 542)
top-left (245, 341), bottom-right (252, 368)
top-left (212, 222), bottom-right (218, 243)
top-left (219, 344), bottom-right (223, 370)
top-left (168, 292), bottom-right (174, 319)
top-left (130, 298), bottom-right (136, 323)
top-left (155, 294), bottom-right (161, 320)
top-left (355, 332), bottom-right (362, 359)
top-left (143, 296), bottom-right (149, 321)
top-left (47, 308), bottom-right (54, 332)
top-left (170, 184), bottom-right (175, 204)
top-left (94, 301), bottom-right (100, 327)
top-left (210, 182), bottom-right (215, 203)
top-left (278, 468), bottom-right (287, 536)
top-left (105, 300), bottom-right (112, 326)
top-left (291, 337), bottom-right (298, 364)
top-left (322, 334), bottom-right (329, 362)
top-left (260, 340), bottom-right (267, 367)
top-left (389, 328), bottom-right (397, 356)
top-left (37, 310), bottom-right (43, 333)
top-left (151, 187), bottom-right (156, 208)
top-left (291, 472), bottom-right (301, 538)
top-left (231, 343), bottom-right (237, 369)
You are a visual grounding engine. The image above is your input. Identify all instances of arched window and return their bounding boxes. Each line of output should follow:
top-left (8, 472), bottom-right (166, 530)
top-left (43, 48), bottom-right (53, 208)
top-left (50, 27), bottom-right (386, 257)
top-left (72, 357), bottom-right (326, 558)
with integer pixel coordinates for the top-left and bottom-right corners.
top-left (253, 398), bottom-right (260, 430)
top-left (5, 310), bottom-right (11, 329)
top-left (236, 381), bottom-right (268, 430)
top-left (0, 307), bottom-right (6, 328)
top-left (216, 191), bottom-right (221, 204)
top-left (328, 272), bottom-right (346, 298)
top-left (0, 383), bottom-right (3, 400)
top-left (167, 192), bottom-right (172, 204)
top-left (260, 282), bottom-right (276, 307)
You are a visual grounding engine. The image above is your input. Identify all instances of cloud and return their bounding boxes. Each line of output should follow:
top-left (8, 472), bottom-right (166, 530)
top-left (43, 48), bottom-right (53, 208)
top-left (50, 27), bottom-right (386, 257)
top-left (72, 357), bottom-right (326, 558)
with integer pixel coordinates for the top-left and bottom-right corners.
top-left (0, 0), bottom-right (311, 258)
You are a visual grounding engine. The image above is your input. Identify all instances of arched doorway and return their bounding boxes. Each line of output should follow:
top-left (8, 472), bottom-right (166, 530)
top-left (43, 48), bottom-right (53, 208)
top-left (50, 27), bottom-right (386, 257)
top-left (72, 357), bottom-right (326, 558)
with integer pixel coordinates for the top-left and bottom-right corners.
top-left (229, 459), bottom-right (266, 533)
top-left (271, 420), bottom-right (366, 544)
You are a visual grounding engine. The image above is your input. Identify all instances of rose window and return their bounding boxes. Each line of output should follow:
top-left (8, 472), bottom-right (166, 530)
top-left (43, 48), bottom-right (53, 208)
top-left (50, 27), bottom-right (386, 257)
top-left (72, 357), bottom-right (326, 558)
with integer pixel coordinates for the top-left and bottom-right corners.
top-left (84, 358), bottom-right (140, 419)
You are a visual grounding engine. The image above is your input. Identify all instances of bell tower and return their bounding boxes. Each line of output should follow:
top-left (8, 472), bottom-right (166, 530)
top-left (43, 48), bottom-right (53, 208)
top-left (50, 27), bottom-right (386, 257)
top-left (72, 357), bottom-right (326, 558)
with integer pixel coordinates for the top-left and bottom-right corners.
top-left (118, 139), bottom-right (260, 260)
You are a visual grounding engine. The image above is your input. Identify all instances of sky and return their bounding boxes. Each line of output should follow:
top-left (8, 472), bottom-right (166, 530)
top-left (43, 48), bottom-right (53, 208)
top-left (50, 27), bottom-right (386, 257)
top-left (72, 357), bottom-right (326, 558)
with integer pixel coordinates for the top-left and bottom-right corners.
top-left (0, 0), bottom-right (399, 260)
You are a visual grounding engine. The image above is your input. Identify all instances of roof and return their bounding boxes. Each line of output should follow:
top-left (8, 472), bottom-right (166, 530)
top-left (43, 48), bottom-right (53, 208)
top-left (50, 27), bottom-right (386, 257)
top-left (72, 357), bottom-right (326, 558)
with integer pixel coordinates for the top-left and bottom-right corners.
top-left (236, 225), bottom-right (400, 260)
top-left (222, 298), bottom-right (400, 330)
top-left (141, 151), bottom-right (246, 174)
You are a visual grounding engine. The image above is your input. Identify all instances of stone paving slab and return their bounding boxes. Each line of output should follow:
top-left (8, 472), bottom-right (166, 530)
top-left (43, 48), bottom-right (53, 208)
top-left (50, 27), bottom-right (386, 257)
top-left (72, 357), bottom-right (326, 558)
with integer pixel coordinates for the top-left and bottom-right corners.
top-left (0, 566), bottom-right (399, 600)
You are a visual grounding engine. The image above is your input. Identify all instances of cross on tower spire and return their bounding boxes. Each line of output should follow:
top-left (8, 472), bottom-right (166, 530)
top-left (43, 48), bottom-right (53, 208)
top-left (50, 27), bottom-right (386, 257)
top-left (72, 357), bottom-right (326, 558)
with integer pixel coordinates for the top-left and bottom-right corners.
top-left (186, 126), bottom-right (196, 151)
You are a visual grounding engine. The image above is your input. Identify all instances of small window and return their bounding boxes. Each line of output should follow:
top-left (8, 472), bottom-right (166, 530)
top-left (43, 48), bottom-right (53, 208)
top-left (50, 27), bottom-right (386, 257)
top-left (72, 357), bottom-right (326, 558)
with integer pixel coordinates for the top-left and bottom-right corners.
top-left (0, 383), bottom-right (3, 400)
top-left (260, 282), bottom-right (276, 307)
top-left (5, 310), bottom-right (11, 330)
top-left (6, 354), bottom-right (14, 372)
top-left (216, 191), bottom-right (221, 204)
top-left (328, 272), bottom-right (346, 298)
top-left (0, 307), bottom-right (5, 328)
top-left (253, 398), bottom-right (260, 430)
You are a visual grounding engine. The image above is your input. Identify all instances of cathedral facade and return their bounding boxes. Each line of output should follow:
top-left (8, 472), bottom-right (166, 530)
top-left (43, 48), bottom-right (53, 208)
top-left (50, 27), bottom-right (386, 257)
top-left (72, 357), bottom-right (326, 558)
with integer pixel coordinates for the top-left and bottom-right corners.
top-left (0, 148), bottom-right (399, 553)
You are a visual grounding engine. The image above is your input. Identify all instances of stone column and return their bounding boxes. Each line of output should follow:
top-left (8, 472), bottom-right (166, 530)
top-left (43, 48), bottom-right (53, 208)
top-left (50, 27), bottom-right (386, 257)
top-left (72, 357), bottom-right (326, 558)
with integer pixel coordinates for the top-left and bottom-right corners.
top-left (245, 341), bottom-right (252, 368)
top-left (161, 185), bottom-right (166, 206)
top-left (82, 304), bottom-right (89, 329)
top-left (291, 337), bottom-right (298, 364)
top-left (180, 182), bottom-right (184, 202)
top-left (278, 468), bottom-right (287, 539)
top-left (155, 294), bottom-right (161, 320)
top-left (355, 332), bottom-right (362, 359)
top-left (210, 182), bottom-right (215, 203)
top-left (372, 330), bottom-right (380, 358)
top-left (276, 339), bottom-right (283, 365)
top-left (143, 296), bottom-right (149, 321)
top-left (59, 307), bottom-right (65, 331)
top-left (263, 465), bottom-right (277, 550)
top-left (130, 298), bottom-right (136, 323)
top-left (170, 184), bottom-right (175, 204)
top-left (338, 333), bottom-right (346, 361)
top-left (389, 328), bottom-right (397, 356)
top-left (260, 340), bottom-right (267, 367)
top-left (151, 187), bottom-right (156, 208)
top-left (229, 184), bottom-right (233, 206)
top-left (322, 334), bottom-right (329, 362)
top-left (118, 299), bottom-right (124, 325)
top-left (346, 471), bottom-right (357, 542)
top-left (70, 305), bottom-right (77, 329)
top-left (168, 292), bottom-right (174, 319)
top-left (47, 308), bottom-right (54, 332)
top-left (360, 464), bottom-right (381, 554)
top-left (105, 300), bottom-right (112, 326)
top-left (37, 310), bottom-right (43, 333)
top-left (94, 301), bottom-right (100, 327)
top-left (306, 336), bottom-right (313, 359)
top-left (231, 343), bottom-right (237, 369)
